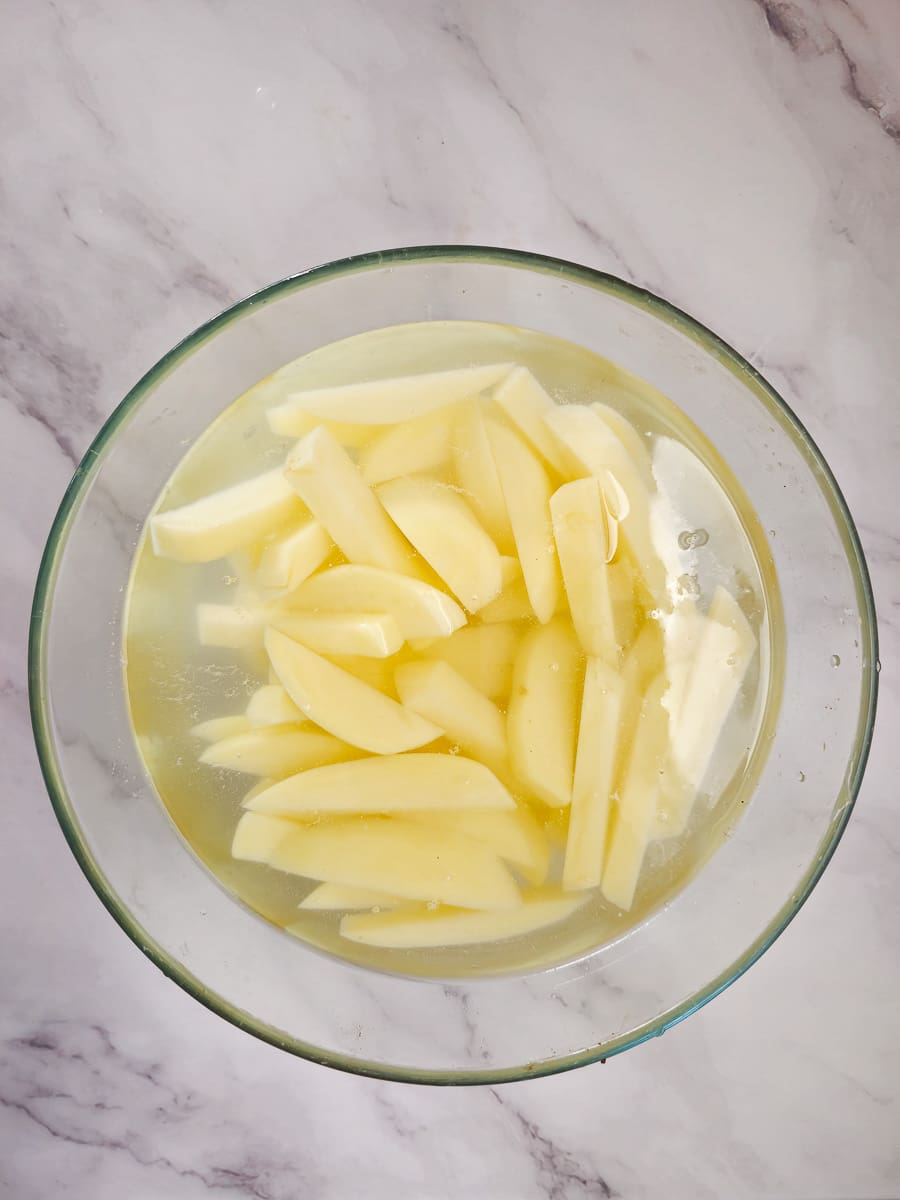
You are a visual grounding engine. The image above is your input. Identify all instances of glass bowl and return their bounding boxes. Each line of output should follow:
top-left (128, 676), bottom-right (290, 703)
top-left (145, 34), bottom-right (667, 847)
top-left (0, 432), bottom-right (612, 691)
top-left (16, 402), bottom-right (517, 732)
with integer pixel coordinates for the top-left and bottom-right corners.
top-left (29, 246), bottom-right (878, 1084)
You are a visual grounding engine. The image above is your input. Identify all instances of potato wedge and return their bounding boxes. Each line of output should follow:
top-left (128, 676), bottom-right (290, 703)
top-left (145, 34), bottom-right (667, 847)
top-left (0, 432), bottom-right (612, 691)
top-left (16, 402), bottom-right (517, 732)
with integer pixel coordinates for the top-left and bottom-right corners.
top-left (268, 363), bottom-right (512, 428)
top-left (378, 476), bottom-right (502, 613)
top-left (151, 468), bottom-right (305, 563)
top-left (246, 752), bottom-right (514, 816)
top-left (339, 893), bottom-right (583, 948)
top-left (485, 417), bottom-right (561, 624)
top-left (590, 402), bottom-right (652, 481)
top-left (419, 622), bottom-right (517, 699)
top-left (288, 564), bottom-right (465, 640)
top-left (285, 427), bottom-right (415, 574)
top-left (359, 408), bottom-right (455, 485)
top-left (550, 477), bottom-right (619, 663)
top-left (507, 619), bottom-right (582, 807)
top-left (266, 628), bottom-right (441, 754)
top-left (200, 725), bottom-right (360, 777)
top-left (267, 817), bottom-right (522, 910)
top-left (299, 883), bottom-right (404, 911)
top-left (493, 367), bottom-right (570, 475)
top-left (245, 684), bottom-right (305, 728)
top-left (191, 714), bottom-right (252, 743)
top-left (275, 612), bottom-right (404, 659)
top-left (394, 660), bottom-right (508, 774)
top-left (255, 519), bottom-right (332, 593)
top-left (232, 812), bottom-right (300, 862)
top-left (452, 401), bottom-right (515, 552)
top-left (404, 807), bottom-right (550, 885)
top-left (563, 658), bottom-right (624, 890)
top-left (197, 604), bottom-right (266, 650)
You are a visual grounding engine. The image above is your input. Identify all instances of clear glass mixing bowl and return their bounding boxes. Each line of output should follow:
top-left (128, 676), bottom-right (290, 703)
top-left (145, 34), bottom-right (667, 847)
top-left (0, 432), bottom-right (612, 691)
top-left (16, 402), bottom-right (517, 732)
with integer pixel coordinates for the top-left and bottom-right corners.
top-left (29, 247), bottom-right (878, 1083)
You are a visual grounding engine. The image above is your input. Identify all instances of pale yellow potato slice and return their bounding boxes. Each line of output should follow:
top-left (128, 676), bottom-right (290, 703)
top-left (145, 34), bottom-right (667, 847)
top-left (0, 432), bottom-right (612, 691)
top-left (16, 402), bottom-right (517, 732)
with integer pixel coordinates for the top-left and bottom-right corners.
top-left (340, 893), bottom-right (583, 948)
top-left (563, 658), bottom-right (625, 891)
top-left (394, 660), bottom-right (508, 774)
top-left (299, 883), bottom-right (404, 911)
top-left (266, 628), bottom-right (441, 754)
top-left (404, 807), bottom-right (550, 885)
top-left (452, 401), bottom-right (516, 552)
top-left (550, 477), bottom-right (620, 664)
top-left (232, 812), bottom-right (299, 862)
top-left (284, 427), bottom-right (415, 574)
top-left (419, 622), bottom-right (517, 699)
top-left (477, 568), bottom-right (534, 624)
top-left (267, 363), bottom-right (512, 429)
top-left (602, 673), bottom-right (671, 910)
top-left (359, 408), bottom-right (455, 485)
top-left (508, 619), bottom-right (582, 807)
top-left (275, 612), bottom-right (404, 658)
top-left (245, 684), bottom-right (305, 728)
top-left (288, 564), bottom-right (465, 639)
top-left (614, 618), bottom-right (665, 784)
top-left (150, 468), bottom-right (305, 563)
top-left (377, 477), bottom-right (502, 613)
top-left (590, 402), bottom-right (653, 481)
top-left (201, 726), bottom-right (360, 777)
top-left (267, 817), bottom-right (522, 910)
top-left (326, 653), bottom-right (396, 695)
top-left (197, 604), bottom-right (266, 650)
top-left (485, 417), bottom-right (561, 624)
top-left (191, 714), bottom-right (251, 743)
top-left (255, 519), bottom-right (332, 593)
top-left (268, 411), bottom-right (374, 446)
top-left (246, 752), bottom-right (514, 816)
top-left (493, 367), bottom-right (570, 475)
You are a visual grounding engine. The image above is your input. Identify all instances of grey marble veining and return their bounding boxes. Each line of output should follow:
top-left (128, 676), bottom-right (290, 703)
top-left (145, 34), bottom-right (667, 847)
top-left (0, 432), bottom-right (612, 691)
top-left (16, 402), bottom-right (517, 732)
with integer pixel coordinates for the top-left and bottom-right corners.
top-left (2, 1), bottom-right (898, 1197)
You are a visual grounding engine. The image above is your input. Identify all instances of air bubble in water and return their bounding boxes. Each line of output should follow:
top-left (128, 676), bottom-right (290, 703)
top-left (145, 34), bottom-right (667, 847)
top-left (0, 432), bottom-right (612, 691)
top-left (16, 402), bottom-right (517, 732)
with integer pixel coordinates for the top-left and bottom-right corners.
top-left (550, 662), bottom-right (560, 672)
top-left (448, 744), bottom-right (460, 755)
top-left (677, 528), bottom-right (709, 550)
top-left (797, 771), bottom-right (806, 783)
top-left (426, 899), bottom-right (438, 911)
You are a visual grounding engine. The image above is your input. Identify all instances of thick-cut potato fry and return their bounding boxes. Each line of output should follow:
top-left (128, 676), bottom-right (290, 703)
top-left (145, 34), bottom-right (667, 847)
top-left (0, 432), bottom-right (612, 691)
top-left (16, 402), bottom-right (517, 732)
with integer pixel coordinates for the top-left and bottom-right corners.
top-left (232, 812), bottom-right (300, 862)
top-left (267, 817), bottom-right (522, 910)
top-left (550, 478), bottom-right (619, 664)
top-left (339, 893), bottom-right (583, 948)
top-left (255, 519), bottom-right (332, 593)
top-left (404, 807), bottom-right (550, 885)
top-left (288, 564), bottom-right (465, 639)
top-left (359, 409), bottom-right (455, 485)
top-left (493, 367), bottom-right (570, 475)
top-left (507, 620), bottom-right (582, 807)
top-left (245, 684), bottom-right (305, 728)
top-left (419, 622), bottom-right (517, 699)
top-left (246, 753), bottom-right (514, 816)
top-left (266, 628), bottom-right (441, 754)
top-left (394, 660), bottom-right (508, 774)
top-left (378, 476), bottom-right (502, 613)
top-left (452, 401), bottom-right (516, 552)
top-left (285, 427), bottom-right (415, 574)
top-left (299, 883), bottom-right (403, 911)
top-left (268, 363), bottom-right (512, 429)
top-left (201, 726), bottom-right (360, 777)
top-left (151, 468), bottom-right (305, 563)
top-left (485, 417), bottom-right (561, 624)
top-left (191, 714), bottom-right (252, 743)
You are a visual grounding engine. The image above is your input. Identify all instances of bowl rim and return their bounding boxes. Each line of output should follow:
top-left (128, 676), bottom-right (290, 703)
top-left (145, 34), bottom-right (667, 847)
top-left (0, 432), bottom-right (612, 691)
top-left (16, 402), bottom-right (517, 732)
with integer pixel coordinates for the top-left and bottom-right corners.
top-left (28, 244), bottom-right (879, 1085)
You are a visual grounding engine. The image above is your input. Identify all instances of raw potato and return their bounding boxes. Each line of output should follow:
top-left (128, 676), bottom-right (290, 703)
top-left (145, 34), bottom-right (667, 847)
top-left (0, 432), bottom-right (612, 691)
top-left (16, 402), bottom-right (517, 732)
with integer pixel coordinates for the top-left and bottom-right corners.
top-left (591, 402), bottom-right (653, 481)
top-left (255, 519), bottom-right (332, 593)
top-left (289, 564), bottom-right (465, 639)
top-left (245, 684), bottom-right (305, 728)
top-left (197, 604), bottom-right (266, 650)
top-left (452, 401), bottom-right (515, 552)
top-left (232, 812), bottom-right (299, 862)
top-left (266, 817), bottom-right (522, 910)
top-left (395, 660), bottom-right (508, 774)
top-left (267, 363), bottom-right (512, 428)
top-left (404, 807), bottom-right (550, 885)
top-left (563, 658), bottom-right (624, 891)
top-left (550, 478), bottom-right (619, 663)
top-left (299, 883), bottom-right (404, 911)
top-left (507, 620), bottom-right (582, 807)
top-left (200, 726), bottom-right (361, 777)
top-left (269, 412), bottom-right (374, 446)
top-left (419, 622), bottom-right (518, 699)
top-left (191, 714), bottom-right (251, 743)
top-left (378, 476), bottom-right (502, 613)
top-left (285, 427), bottom-right (415, 574)
top-left (274, 612), bottom-right (404, 659)
top-left (339, 894), bottom-right (584, 949)
top-left (265, 628), bottom-right (442, 754)
top-left (477, 560), bottom-right (535, 624)
top-left (493, 367), bottom-right (570, 475)
top-left (485, 416), bottom-right (561, 624)
top-left (359, 409), bottom-right (455, 485)
top-left (150, 468), bottom-right (305, 563)
top-left (246, 753), bottom-right (515, 816)
top-left (602, 673), bottom-right (671, 910)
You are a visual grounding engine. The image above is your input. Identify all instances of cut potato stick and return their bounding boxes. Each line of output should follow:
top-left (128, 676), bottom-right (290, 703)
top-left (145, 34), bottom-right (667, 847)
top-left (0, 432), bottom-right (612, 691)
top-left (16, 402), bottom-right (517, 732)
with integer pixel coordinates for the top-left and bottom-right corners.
top-left (299, 883), bottom-right (404, 911)
top-left (267, 363), bottom-right (512, 429)
top-left (287, 564), bottom-right (465, 639)
top-left (232, 812), bottom-right (300, 862)
top-left (452, 401), bottom-right (516, 552)
top-left (245, 684), bottom-right (305, 728)
top-left (602, 673), bottom-right (671, 910)
top-left (590, 402), bottom-right (653, 481)
top-left (200, 726), bottom-right (361, 777)
top-left (508, 620), bottom-right (582, 807)
top-left (191, 714), bottom-right (252, 743)
top-left (485, 417), bottom-right (561, 624)
top-left (404, 807), bottom-right (550, 885)
top-left (268, 412), bottom-right (374, 446)
top-left (359, 408), bottom-right (455, 485)
top-left (267, 817), bottom-right (522, 910)
top-left (246, 753), bottom-right (514, 816)
top-left (493, 367), bottom-right (570, 475)
top-left (563, 658), bottom-right (625, 891)
top-left (151, 468), bottom-right (305, 563)
top-left (339, 893), bottom-right (584, 948)
top-left (394, 660), bottom-right (508, 774)
top-left (378, 476), bottom-right (502, 613)
top-left (274, 612), bottom-right (404, 659)
top-left (197, 604), bottom-right (266, 650)
top-left (255, 519), bottom-right (332, 593)
top-left (265, 628), bottom-right (442, 754)
top-left (550, 478), bottom-right (619, 664)
top-left (285, 427), bottom-right (415, 574)
top-left (419, 622), bottom-right (518, 700)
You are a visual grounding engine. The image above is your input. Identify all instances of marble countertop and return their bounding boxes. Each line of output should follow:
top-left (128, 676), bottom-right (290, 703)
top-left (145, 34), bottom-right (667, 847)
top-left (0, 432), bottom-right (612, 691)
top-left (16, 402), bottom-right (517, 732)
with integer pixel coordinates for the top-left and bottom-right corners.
top-left (2, 1), bottom-right (898, 1196)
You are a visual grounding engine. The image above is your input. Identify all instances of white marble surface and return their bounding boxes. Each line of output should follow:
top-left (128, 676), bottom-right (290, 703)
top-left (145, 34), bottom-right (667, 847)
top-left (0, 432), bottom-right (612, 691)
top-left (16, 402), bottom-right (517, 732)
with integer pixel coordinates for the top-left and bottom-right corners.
top-left (2, 0), bottom-right (898, 1195)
